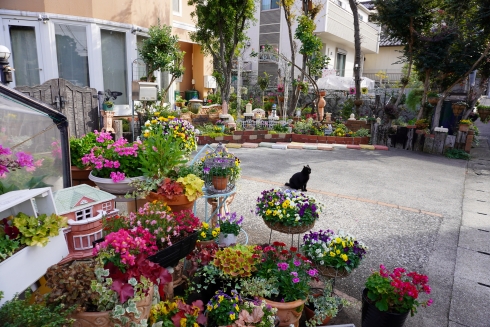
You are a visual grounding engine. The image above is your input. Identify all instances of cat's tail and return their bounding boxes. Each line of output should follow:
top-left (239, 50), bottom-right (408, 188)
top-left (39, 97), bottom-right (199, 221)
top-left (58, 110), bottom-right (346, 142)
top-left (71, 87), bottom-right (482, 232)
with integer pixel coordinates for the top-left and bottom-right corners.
top-left (285, 183), bottom-right (290, 186)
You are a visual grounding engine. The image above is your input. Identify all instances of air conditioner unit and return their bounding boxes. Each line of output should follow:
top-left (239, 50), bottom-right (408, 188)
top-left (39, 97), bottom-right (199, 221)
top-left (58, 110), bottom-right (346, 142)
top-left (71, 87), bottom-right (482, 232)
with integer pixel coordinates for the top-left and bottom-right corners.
top-left (204, 75), bottom-right (217, 89)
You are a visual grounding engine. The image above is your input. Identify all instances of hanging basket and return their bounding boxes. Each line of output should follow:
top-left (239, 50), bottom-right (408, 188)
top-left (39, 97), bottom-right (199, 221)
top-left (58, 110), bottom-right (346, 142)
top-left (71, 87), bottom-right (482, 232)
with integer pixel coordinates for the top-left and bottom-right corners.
top-left (452, 104), bottom-right (466, 116)
top-left (478, 109), bottom-right (490, 122)
top-left (264, 220), bottom-right (315, 234)
top-left (313, 263), bottom-right (350, 278)
top-left (428, 97), bottom-right (439, 105)
top-left (354, 99), bottom-right (363, 106)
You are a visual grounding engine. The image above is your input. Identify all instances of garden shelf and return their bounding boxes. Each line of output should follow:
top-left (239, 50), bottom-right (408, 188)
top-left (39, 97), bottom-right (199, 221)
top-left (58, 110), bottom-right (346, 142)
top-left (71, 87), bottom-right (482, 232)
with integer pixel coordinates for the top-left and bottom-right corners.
top-left (0, 188), bottom-right (69, 305)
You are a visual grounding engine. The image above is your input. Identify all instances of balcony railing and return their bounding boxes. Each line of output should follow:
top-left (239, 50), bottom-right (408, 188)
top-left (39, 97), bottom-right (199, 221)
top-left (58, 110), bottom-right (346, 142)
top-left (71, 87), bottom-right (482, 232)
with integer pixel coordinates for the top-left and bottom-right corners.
top-left (316, 1), bottom-right (379, 53)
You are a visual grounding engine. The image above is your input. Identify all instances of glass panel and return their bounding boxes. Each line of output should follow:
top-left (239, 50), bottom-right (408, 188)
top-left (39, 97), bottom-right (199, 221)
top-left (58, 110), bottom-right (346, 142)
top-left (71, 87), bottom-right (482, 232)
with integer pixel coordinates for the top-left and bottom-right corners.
top-left (0, 92), bottom-right (64, 192)
top-left (135, 35), bottom-right (148, 81)
top-left (173, 0), bottom-right (180, 12)
top-left (100, 29), bottom-right (128, 104)
top-left (9, 26), bottom-right (40, 87)
top-left (336, 53), bottom-right (346, 77)
top-left (271, 0), bottom-right (279, 9)
top-left (262, 0), bottom-right (270, 10)
top-left (55, 24), bottom-right (90, 87)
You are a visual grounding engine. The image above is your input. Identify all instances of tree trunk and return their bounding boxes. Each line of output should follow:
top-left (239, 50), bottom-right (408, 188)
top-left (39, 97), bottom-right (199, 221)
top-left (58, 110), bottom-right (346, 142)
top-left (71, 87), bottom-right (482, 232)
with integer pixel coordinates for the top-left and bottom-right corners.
top-left (348, 0), bottom-right (362, 117)
top-left (394, 18), bottom-right (414, 109)
top-left (417, 70), bottom-right (431, 119)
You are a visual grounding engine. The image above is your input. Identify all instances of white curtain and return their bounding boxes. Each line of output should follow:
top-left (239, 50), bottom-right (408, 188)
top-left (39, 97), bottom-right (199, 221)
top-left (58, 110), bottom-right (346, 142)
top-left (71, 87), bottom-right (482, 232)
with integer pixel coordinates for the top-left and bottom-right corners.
top-left (10, 26), bottom-right (40, 87)
top-left (55, 24), bottom-right (90, 87)
top-left (101, 29), bottom-right (128, 104)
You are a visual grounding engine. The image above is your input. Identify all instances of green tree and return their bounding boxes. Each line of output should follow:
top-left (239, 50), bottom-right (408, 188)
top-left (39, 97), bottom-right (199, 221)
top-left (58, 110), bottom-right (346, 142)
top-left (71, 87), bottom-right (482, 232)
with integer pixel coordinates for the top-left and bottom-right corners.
top-left (188, 0), bottom-right (257, 106)
top-left (138, 22), bottom-right (185, 100)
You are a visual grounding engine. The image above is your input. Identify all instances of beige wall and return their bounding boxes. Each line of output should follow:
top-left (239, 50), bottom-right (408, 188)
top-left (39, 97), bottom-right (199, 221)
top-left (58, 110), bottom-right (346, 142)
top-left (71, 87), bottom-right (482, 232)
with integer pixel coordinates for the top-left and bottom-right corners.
top-left (364, 46), bottom-right (404, 74)
top-left (179, 42), bottom-right (194, 94)
top-left (2, 0), bottom-right (171, 27)
top-left (192, 44), bottom-right (214, 98)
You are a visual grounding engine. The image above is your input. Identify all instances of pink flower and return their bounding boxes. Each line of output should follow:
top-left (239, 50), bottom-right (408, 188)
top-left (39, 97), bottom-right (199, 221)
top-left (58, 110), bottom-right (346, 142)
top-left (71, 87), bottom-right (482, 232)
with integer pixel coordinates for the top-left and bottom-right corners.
top-left (307, 269), bottom-right (318, 277)
top-left (292, 277), bottom-right (300, 283)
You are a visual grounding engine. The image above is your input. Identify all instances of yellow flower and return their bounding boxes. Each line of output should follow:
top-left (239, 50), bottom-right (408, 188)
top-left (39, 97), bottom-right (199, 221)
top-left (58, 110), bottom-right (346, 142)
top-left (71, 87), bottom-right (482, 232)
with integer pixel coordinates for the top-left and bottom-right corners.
top-left (158, 116), bottom-right (165, 121)
top-left (229, 313), bottom-right (236, 320)
top-left (342, 241), bottom-right (346, 248)
top-left (336, 249), bottom-right (341, 255)
top-left (200, 231), bottom-right (206, 238)
top-left (212, 230), bottom-right (217, 237)
top-left (151, 119), bottom-right (157, 124)
top-left (202, 222), bottom-right (209, 229)
top-left (145, 121), bottom-right (151, 127)
top-left (335, 237), bottom-right (341, 244)
top-left (154, 112), bottom-right (160, 116)
top-left (168, 115), bottom-right (175, 119)
top-left (180, 318), bottom-right (187, 327)
top-left (143, 132), bottom-right (149, 138)
top-left (218, 295), bottom-right (224, 303)
top-left (341, 254), bottom-right (348, 261)
top-left (330, 251), bottom-right (336, 257)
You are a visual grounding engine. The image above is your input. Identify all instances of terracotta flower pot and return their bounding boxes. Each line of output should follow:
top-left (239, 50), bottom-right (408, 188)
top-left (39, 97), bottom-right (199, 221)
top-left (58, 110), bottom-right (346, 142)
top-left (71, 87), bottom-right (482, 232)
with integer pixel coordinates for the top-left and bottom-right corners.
top-left (459, 124), bottom-right (470, 132)
top-left (146, 192), bottom-right (195, 214)
top-left (212, 176), bottom-right (229, 190)
top-left (196, 240), bottom-right (216, 248)
top-left (261, 297), bottom-right (305, 327)
top-left (71, 166), bottom-right (96, 187)
top-left (71, 286), bottom-right (153, 327)
top-left (304, 305), bottom-right (332, 326)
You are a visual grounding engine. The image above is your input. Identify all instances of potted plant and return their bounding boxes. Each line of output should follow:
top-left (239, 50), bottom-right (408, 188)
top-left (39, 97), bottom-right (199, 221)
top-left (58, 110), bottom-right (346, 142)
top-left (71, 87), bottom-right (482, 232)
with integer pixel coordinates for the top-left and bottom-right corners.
top-left (205, 290), bottom-right (278, 327)
top-left (102, 100), bottom-right (114, 111)
top-left (362, 265), bottom-right (433, 327)
top-left (216, 212), bottom-right (243, 246)
top-left (255, 188), bottom-right (323, 234)
top-left (452, 101), bottom-right (468, 116)
top-left (82, 130), bottom-right (144, 194)
top-left (458, 119), bottom-right (472, 132)
top-left (414, 119), bottom-right (430, 130)
top-left (102, 201), bottom-right (201, 268)
top-left (301, 230), bottom-right (368, 278)
top-left (69, 132), bottom-right (99, 186)
top-left (137, 116), bottom-right (202, 213)
top-left (215, 119), bottom-right (225, 132)
top-left (175, 95), bottom-right (186, 108)
top-left (195, 144), bottom-right (241, 193)
top-left (196, 221), bottom-right (220, 247)
top-left (476, 104), bottom-right (490, 123)
top-left (187, 244), bottom-right (261, 302)
top-left (427, 92), bottom-right (439, 105)
top-left (304, 287), bottom-right (349, 327)
top-left (0, 290), bottom-right (75, 326)
top-left (148, 297), bottom-right (207, 327)
top-left (239, 242), bottom-right (319, 327)
top-left (82, 228), bottom-right (171, 325)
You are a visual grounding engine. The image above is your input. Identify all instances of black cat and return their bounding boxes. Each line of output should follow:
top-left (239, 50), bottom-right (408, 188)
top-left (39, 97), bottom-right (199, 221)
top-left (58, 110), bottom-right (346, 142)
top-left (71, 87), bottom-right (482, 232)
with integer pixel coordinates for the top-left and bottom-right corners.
top-left (285, 165), bottom-right (311, 192)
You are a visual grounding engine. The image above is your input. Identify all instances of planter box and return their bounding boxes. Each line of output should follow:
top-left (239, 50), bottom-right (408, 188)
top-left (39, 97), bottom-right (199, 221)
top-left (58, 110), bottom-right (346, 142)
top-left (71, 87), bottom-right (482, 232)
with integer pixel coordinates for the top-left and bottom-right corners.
top-left (291, 134), bottom-right (303, 142)
top-left (148, 232), bottom-right (199, 268)
top-left (317, 136), bottom-right (327, 143)
top-left (326, 136), bottom-right (336, 144)
top-left (0, 187), bottom-right (67, 305)
top-left (0, 230), bottom-right (68, 305)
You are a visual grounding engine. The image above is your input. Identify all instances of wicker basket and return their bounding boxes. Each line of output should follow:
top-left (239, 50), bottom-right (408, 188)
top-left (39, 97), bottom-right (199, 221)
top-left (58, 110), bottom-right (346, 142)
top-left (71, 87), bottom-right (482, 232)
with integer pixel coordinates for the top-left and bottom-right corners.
top-left (264, 220), bottom-right (315, 234)
top-left (313, 263), bottom-right (350, 278)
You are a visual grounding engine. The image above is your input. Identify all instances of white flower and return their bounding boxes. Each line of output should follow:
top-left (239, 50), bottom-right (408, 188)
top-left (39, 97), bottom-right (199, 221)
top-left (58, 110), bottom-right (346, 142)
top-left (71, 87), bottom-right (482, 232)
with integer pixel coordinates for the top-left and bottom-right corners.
top-left (320, 260), bottom-right (324, 265)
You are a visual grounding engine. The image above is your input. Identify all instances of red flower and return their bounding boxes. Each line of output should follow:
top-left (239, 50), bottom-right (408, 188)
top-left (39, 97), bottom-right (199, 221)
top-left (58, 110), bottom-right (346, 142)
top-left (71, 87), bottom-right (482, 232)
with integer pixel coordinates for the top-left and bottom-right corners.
top-left (290, 246), bottom-right (297, 252)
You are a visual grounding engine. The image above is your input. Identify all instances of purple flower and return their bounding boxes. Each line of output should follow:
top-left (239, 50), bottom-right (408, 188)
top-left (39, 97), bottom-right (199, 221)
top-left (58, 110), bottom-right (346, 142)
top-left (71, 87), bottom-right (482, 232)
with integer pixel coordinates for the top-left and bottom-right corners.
top-left (293, 260), bottom-right (301, 267)
top-left (203, 167), bottom-right (210, 174)
top-left (277, 262), bottom-right (289, 271)
top-left (290, 271), bottom-right (298, 277)
top-left (307, 269), bottom-right (318, 277)
top-left (292, 277), bottom-right (300, 283)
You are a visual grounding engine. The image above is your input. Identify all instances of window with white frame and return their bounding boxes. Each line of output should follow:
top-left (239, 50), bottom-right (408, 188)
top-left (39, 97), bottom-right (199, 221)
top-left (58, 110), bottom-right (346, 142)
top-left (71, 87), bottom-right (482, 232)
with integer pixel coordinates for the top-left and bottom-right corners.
top-left (262, 0), bottom-right (279, 11)
top-left (101, 201), bottom-right (112, 212)
top-left (100, 29), bottom-right (128, 104)
top-left (173, 0), bottom-right (181, 14)
top-left (55, 24), bottom-right (90, 87)
top-left (75, 207), bottom-right (92, 221)
top-left (358, 14), bottom-right (364, 21)
top-left (336, 52), bottom-right (346, 77)
top-left (336, 0), bottom-right (343, 7)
